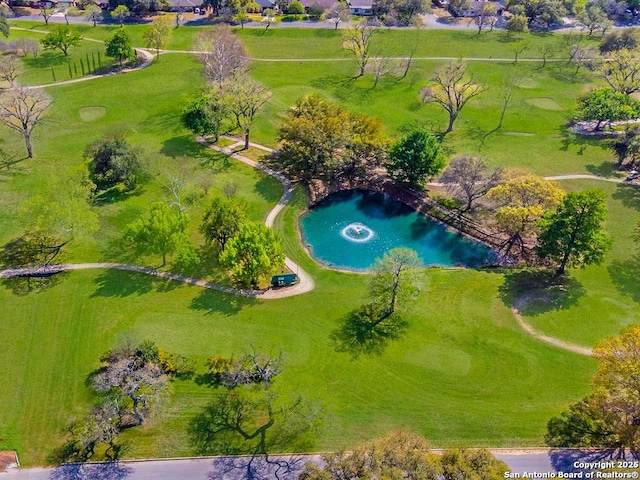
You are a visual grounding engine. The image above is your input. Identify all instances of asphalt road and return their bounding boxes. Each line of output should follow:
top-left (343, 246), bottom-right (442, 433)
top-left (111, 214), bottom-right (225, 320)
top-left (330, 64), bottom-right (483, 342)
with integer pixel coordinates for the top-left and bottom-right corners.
top-left (2, 450), bottom-right (629, 479)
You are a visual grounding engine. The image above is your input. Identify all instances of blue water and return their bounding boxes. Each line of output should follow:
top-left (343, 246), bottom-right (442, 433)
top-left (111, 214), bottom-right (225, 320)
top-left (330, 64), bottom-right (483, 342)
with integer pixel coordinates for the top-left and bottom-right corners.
top-left (300, 190), bottom-right (498, 271)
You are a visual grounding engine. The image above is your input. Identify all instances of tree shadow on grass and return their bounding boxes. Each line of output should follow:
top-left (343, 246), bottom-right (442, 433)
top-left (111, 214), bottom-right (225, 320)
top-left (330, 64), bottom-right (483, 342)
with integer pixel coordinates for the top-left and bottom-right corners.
top-left (612, 183), bottom-right (640, 210)
top-left (90, 269), bottom-right (179, 298)
top-left (24, 51), bottom-right (68, 68)
top-left (190, 288), bottom-right (257, 317)
top-left (585, 160), bottom-right (619, 178)
top-left (1, 272), bottom-right (67, 296)
top-left (608, 255), bottom-right (640, 303)
top-left (330, 304), bottom-right (408, 358)
top-left (47, 462), bottom-right (133, 480)
top-left (253, 174), bottom-right (283, 205)
top-left (208, 455), bottom-right (309, 480)
top-left (161, 135), bottom-right (212, 159)
top-left (498, 268), bottom-right (586, 316)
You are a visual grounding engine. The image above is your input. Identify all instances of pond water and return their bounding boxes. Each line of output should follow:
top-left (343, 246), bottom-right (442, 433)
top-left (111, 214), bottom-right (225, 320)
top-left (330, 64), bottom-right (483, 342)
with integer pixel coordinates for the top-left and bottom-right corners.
top-left (300, 190), bottom-right (498, 271)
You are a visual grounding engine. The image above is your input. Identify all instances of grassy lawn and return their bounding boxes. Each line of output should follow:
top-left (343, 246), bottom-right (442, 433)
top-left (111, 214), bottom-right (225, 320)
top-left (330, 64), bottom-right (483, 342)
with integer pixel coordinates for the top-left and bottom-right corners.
top-left (0, 24), bottom-right (636, 467)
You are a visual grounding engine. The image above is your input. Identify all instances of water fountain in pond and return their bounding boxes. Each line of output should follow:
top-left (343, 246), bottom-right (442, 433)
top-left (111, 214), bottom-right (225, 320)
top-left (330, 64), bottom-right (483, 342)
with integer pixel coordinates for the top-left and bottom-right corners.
top-left (340, 222), bottom-right (375, 243)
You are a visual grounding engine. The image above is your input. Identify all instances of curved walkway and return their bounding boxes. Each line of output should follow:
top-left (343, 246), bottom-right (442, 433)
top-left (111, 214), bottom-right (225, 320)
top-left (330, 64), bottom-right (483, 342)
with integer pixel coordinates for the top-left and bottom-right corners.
top-left (511, 300), bottom-right (592, 356)
top-left (0, 137), bottom-right (314, 299)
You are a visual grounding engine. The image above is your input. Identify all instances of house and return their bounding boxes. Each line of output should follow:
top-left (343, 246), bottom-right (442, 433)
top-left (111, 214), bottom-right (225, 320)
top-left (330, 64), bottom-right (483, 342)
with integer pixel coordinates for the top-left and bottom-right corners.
top-left (459, 0), bottom-right (503, 17)
top-left (349, 0), bottom-right (372, 15)
top-left (165, 0), bottom-right (201, 12)
top-left (44, 0), bottom-right (77, 8)
top-left (300, 0), bottom-right (333, 12)
top-left (255, 0), bottom-right (276, 12)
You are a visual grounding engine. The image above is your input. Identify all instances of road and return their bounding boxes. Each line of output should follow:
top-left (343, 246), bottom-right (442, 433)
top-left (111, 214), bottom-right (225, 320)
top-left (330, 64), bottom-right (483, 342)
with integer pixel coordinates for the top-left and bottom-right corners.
top-left (2, 450), bottom-right (626, 479)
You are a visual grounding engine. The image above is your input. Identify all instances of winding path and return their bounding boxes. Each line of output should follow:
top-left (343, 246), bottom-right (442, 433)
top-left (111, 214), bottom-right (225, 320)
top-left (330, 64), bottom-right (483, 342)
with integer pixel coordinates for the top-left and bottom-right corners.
top-left (0, 137), bottom-right (314, 299)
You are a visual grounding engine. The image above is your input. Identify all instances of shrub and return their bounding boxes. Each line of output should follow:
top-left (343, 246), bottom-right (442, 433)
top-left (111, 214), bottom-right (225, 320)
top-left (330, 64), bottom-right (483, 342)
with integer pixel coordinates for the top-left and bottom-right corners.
top-left (287, 0), bottom-right (304, 14)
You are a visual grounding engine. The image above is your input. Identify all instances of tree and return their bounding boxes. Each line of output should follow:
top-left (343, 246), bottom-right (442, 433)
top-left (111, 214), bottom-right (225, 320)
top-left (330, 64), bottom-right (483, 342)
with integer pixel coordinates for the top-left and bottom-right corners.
top-left (276, 95), bottom-right (387, 183)
top-left (0, 55), bottom-right (23, 87)
top-left (610, 128), bottom-right (640, 166)
top-left (507, 14), bottom-right (529, 33)
top-left (537, 189), bottom-right (612, 275)
top-left (525, 0), bottom-right (566, 29)
top-left (369, 247), bottom-right (421, 315)
top-left (299, 431), bottom-right (509, 480)
top-left (110, 5), bottom-right (130, 26)
top-left (0, 87), bottom-right (51, 159)
top-left (124, 202), bottom-right (197, 266)
top-left (288, 0), bottom-right (304, 13)
top-left (40, 25), bottom-right (82, 57)
top-left (143, 17), bottom-right (172, 59)
top-left (366, 55), bottom-right (397, 87)
top-left (16, 38), bottom-right (40, 58)
top-left (475, 3), bottom-right (496, 33)
top-left (440, 155), bottom-right (503, 212)
top-left (566, 42), bottom-right (594, 74)
top-left (220, 77), bottom-right (271, 150)
top-left (262, 8), bottom-right (276, 29)
top-left (420, 60), bottom-right (484, 133)
top-left (597, 48), bottom-right (640, 95)
top-left (93, 342), bottom-right (169, 426)
top-left (308, 2), bottom-right (326, 19)
top-left (84, 128), bottom-right (143, 190)
top-left (448, 0), bottom-right (470, 16)
top-left (600, 30), bottom-right (637, 54)
top-left (25, 165), bottom-right (99, 261)
top-left (440, 449), bottom-right (509, 480)
top-left (574, 88), bottom-right (640, 130)
top-left (578, 4), bottom-right (610, 35)
top-left (182, 91), bottom-right (229, 141)
top-left (200, 196), bottom-right (247, 251)
top-left (219, 221), bottom-right (284, 287)
top-left (497, 72), bottom-right (520, 129)
top-left (546, 325), bottom-right (640, 457)
top-left (327, 2), bottom-right (351, 29)
top-left (193, 25), bottom-right (249, 88)
top-left (105, 28), bottom-right (136, 66)
top-left (84, 3), bottom-right (103, 27)
top-left (487, 172), bottom-right (565, 257)
top-left (343, 21), bottom-right (375, 77)
top-left (299, 431), bottom-right (441, 480)
top-left (41, 7), bottom-right (55, 25)
top-left (385, 130), bottom-right (444, 187)
top-left (216, 350), bottom-right (282, 388)
top-left (233, 8), bottom-right (250, 28)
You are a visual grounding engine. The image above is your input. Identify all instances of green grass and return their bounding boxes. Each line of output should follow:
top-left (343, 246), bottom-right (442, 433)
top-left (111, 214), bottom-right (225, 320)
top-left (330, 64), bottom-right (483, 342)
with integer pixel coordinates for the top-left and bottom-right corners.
top-left (0, 25), bottom-right (637, 467)
top-left (519, 180), bottom-right (640, 347)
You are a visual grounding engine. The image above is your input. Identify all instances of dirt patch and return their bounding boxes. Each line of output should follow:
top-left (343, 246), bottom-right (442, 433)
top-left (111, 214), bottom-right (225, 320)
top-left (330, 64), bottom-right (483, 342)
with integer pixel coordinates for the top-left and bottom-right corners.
top-left (0, 451), bottom-right (18, 473)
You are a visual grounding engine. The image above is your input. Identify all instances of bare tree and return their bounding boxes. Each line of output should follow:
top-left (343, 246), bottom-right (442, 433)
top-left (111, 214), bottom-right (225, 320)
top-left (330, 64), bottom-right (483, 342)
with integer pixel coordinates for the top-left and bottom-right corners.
top-left (497, 72), bottom-right (520, 129)
top-left (440, 155), bottom-right (503, 212)
top-left (219, 350), bottom-right (282, 388)
top-left (16, 38), bottom-right (40, 58)
top-left (366, 56), bottom-right (397, 87)
top-left (400, 23), bottom-right (421, 79)
top-left (93, 345), bottom-right (167, 426)
top-left (343, 22), bottom-right (376, 77)
top-left (538, 43), bottom-right (556, 68)
top-left (327, 2), bottom-right (351, 30)
top-left (221, 77), bottom-right (271, 149)
top-left (0, 55), bottom-right (23, 87)
top-left (511, 40), bottom-right (530, 64)
top-left (162, 158), bottom-right (193, 214)
top-left (420, 60), bottom-right (484, 133)
top-left (569, 43), bottom-right (595, 74)
top-left (0, 87), bottom-right (51, 158)
top-left (194, 24), bottom-right (249, 88)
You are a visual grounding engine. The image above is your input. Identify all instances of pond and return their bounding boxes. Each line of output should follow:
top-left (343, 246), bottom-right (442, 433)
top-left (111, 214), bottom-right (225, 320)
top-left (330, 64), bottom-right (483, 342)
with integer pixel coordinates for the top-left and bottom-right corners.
top-left (300, 190), bottom-right (498, 271)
